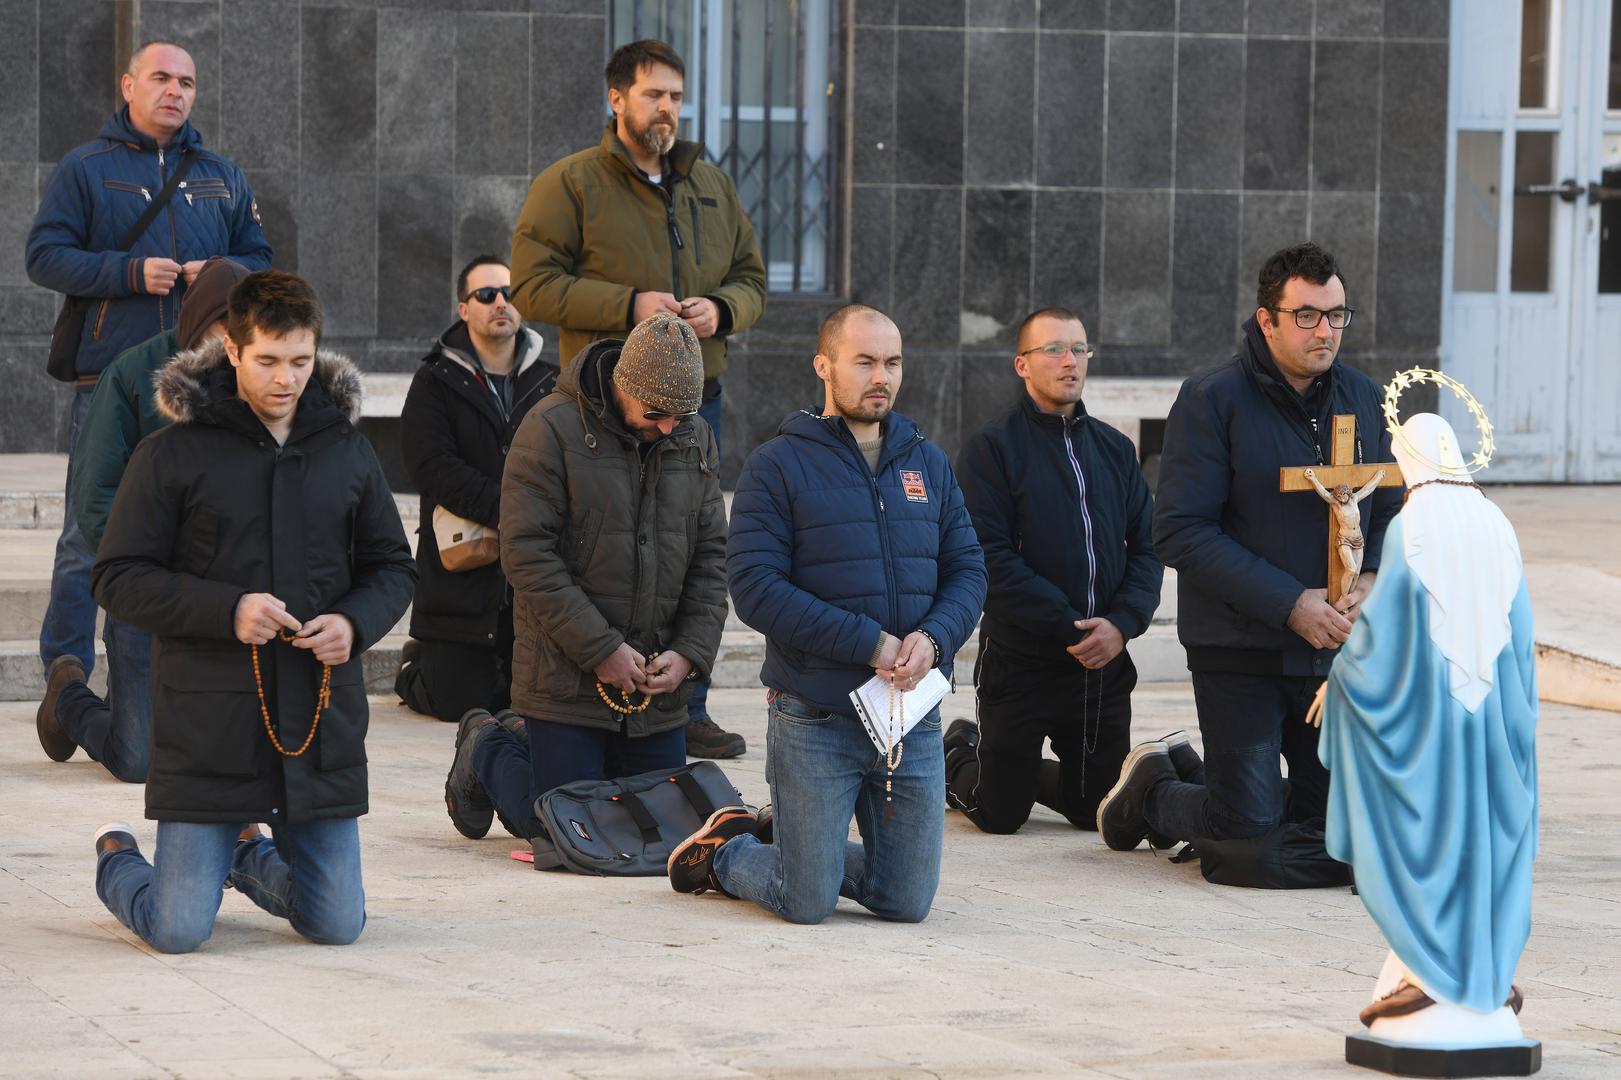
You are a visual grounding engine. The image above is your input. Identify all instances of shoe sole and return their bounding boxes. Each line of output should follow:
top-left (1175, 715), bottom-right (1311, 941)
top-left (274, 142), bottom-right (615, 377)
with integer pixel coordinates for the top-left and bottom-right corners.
top-left (667, 806), bottom-right (756, 886)
top-left (1095, 742), bottom-right (1168, 851)
top-left (445, 711), bottom-right (495, 840)
top-left (36, 657), bottom-right (83, 762)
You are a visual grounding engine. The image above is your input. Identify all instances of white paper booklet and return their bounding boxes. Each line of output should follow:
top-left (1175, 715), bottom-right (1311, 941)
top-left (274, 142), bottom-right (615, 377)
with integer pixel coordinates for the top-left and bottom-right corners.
top-left (849, 668), bottom-right (950, 755)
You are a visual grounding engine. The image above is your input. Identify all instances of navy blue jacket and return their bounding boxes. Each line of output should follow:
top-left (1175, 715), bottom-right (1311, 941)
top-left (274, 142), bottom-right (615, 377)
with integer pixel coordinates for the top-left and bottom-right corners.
top-left (26, 108), bottom-right (272, 380)
top-left (727, 410), bottom-right (988, 712)
top-left (1153, 318), bottom-right (1402, 677)
top-left (956, 393), bottom-right (1161, 664)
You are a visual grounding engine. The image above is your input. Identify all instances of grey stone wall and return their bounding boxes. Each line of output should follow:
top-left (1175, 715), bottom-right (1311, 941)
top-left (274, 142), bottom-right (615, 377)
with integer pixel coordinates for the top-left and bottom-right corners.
top-left (0, 0), bottom-right (1451, 486)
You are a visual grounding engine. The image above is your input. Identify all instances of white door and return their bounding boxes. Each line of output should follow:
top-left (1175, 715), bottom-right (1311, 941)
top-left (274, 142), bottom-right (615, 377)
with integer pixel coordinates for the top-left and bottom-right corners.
top-left (1442, 0), bottom-right (1621, 481)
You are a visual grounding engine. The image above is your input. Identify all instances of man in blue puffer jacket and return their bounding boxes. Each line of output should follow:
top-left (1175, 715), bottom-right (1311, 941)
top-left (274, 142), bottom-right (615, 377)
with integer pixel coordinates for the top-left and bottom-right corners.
top-left (667, 304), bottom-right (987, 924)
top-left (28, 40), bottom-right (271, 724)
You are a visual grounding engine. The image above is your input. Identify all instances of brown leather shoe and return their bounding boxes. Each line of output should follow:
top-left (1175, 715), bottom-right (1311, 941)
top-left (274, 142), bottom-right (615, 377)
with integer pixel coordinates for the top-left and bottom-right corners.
top-left (36, 655), bottom-right (85, 762)
top-left (1359, 981), bottom-right (1435, 1027)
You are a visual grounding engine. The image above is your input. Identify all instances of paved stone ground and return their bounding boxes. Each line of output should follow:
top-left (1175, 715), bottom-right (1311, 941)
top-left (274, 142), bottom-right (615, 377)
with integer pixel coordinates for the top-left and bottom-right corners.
top-left (3, 685), bottom-right (1618, 1079)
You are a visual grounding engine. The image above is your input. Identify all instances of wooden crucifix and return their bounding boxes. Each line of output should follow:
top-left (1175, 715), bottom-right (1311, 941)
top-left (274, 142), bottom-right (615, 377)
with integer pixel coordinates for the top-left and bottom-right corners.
top-left (1279, 414), bottom-right (1403, 607)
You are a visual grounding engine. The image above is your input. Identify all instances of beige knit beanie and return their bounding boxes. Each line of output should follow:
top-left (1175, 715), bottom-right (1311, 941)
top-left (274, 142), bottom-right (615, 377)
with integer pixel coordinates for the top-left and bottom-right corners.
top-left (615, 310), bottom-right (703, 414)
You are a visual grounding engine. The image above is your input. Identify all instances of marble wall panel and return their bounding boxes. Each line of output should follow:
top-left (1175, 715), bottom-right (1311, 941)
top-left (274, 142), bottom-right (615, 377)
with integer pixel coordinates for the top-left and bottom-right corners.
top-left (853, 0), bottom-right (900, 25)
top-left (968, 0), bottom-right (1035, 28)
top-left (852, 28), bottom-right (896, 184)
top-left (1101, 191), bottom-right (1171, 345)
top-left (1243, 38), bottom-right (1310, 190)
top-left (218, 1), bottom-right (299, 171)
top-left (1376, 192), bottom-right (1443, 349)
top-left (0, 0), bottom-right (38, 161)
top-left (1039, 0), bottom-right (1105, 29)
top-left (530, 14), bottom-right (608, 176)
top-left (0, 352), bottom-right (64, 451)
top-left (1236, 191), bottom-right (1308, 326)
top-left (1385, 0), bottom-right (1449, 38)
top-left (894, 29), bottom-right (965, 185)
top-left (299, 172), bottom-right (376, 338)
top-left (453, 174), bottom-right (531, 272)
top-left (849, 185), bottom-right (894, 310)
top-left (966, 31), bottom-right (1036, 186)
top-left (455, 15), bottom-right (531, 176)
top-left (1171, 192), bottom-right (1241, 347)
top-left (140, 2), bottom-right (223, 145)
top-left (898, 344), bottom-right (961, 454)
top-left (1035, 31), bottom-right (1105, 188)
top-left (1179, 0), bottom-right (1244, 34)
top-left (0, 285), bottom-right (56, 335)
top-left (890, 186), bottom-right (962, 345)
top-left (961, 189), bottom-right (1032, 345)
top-left (897, 0), bottom-right (963, 26)
top-left (301, 6), bottom-right (377, 174)
top-left (1380, 41), bottom-right (1448, 193)
top-left (1309, 191), bottom-right (1378, 346)
top-left (1104, 34), bottom-right (1174, 188)
top-left (1247, 0), bottom-right (1315, 36)
top-left (378, 173), bottom-right (454, 340)
top-left (40, 0), bottom-right (117, 164)
top-left (959, 347), bottom-right (1024, 440)
top-left (1108, 0), bottom-right (1174, 32)
top-left (1175, 36), bottom-right (1246, 190)
top-left (0, 164), bottom-right (37, 286)
top-left (1316, 0), bottom-right (1383, 37)
top-left (241, 169), bottom-right (298, 273)
top-left (378, 10), bottom-right (456, 175)
top-left (1031, 189), bottom-right (1101, 331)
top-left (1311, 39), bottom-right (1381, 192)
top-left (533, 0), bottom-right (603, 14)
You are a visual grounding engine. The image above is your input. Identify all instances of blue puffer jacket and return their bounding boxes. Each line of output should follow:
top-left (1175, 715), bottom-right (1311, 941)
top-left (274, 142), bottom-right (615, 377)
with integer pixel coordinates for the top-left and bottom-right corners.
top-left (26, 107), bottom-right (272, 380)
top-left (727, 409), bottom-right (988, 712)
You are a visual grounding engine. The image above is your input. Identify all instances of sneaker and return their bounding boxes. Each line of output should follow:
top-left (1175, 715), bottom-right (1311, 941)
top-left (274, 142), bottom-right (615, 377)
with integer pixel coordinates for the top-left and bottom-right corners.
top-left (37, 655), bottom-right (84, 762)
top-left (668, 806), bottom-right (757, 894)
top-left (685, 715), bottom-right (746, 759)
top-left (445, 708), bottom-right (498, 839)
top-left (93, 822), bottom-right (139, 858)
top-left (1160, 730), bottom-right (1203, 781)
top-left (494, 708), bottom-right (527, 740)
top-left (943, 717), bottom-right (980, 755)
top-left (1096, 741), bottom-right (1176, 851)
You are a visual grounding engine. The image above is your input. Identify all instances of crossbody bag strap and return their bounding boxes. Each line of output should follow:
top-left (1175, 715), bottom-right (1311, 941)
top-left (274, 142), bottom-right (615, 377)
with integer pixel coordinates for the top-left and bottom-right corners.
top-left (119, 151), bottom-right (199, 252)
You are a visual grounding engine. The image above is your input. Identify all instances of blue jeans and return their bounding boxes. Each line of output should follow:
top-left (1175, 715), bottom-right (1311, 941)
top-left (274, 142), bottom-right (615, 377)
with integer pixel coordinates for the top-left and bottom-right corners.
top-left (1144, 672), bottom-right (1329, 842)
top-left (40, 389), bottom-right (97, 674)
top-left (712, 691), bottom-right (944, 924)
top-left (688, 381), bottom-right (724, 724)
top-left (95, 818), bottom-right (365, 954)
top-left (56, 615), bottom-right (152, 781)
top-left (474, 715), bottom-right (687, 839)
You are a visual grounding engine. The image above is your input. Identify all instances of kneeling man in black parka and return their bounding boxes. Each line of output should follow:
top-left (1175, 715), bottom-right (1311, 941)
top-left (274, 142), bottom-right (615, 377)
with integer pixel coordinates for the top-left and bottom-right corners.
top-left (89, 270), bottom-right (415, 953)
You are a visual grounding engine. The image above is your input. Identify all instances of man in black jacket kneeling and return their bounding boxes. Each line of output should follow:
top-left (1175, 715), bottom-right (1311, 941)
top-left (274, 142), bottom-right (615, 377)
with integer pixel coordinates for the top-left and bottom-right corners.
top-left (89, 270), bottom-right (415, 953)
top-left (946, 307), bottom-right (1163, 835)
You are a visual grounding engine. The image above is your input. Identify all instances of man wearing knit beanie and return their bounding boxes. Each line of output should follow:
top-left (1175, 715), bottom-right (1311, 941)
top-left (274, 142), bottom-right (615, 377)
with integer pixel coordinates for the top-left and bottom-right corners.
top-left (443, 315), bottom-right (730, 851)
top-left (36, 258), bottom-right (248, 781)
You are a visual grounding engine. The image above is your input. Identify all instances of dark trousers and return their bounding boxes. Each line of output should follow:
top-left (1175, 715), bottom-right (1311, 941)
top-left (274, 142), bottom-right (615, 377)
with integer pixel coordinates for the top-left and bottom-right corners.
top-left (472, 716), bottom-right (686, 839)
top-left (1144, 671), bottom-right (1329, 843)
top-left (395, 638), bottom-right (510, 724)
top-left (946, 641), bottom-right (1136, 834)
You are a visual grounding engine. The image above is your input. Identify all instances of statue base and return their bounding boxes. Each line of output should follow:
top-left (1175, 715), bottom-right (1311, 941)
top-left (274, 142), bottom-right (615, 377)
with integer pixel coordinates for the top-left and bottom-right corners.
top-left (1345, 1033), bottom-right (1541, 1077)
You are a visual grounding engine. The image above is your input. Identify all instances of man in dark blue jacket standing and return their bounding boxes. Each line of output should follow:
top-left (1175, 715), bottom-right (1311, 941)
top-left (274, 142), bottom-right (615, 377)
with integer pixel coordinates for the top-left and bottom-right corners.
top-left (668, 304), bottom-right (986, 923)
top-left (947, 307), bottom-right (1162, 835)
top-left (30, 40), bottom-right (271, 745)
top-left (1097, 243), bottom-right (1401, 889)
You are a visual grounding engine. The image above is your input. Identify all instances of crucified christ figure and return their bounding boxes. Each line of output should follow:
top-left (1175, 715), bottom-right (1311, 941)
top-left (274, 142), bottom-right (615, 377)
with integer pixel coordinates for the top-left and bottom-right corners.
top-left (1304, 467), bottom-right (1387, 603)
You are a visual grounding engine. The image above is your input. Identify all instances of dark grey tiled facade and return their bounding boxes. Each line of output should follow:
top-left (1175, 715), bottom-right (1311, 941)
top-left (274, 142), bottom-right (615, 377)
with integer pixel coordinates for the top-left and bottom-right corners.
top-left (0, 0), bottom-right (1451, 486)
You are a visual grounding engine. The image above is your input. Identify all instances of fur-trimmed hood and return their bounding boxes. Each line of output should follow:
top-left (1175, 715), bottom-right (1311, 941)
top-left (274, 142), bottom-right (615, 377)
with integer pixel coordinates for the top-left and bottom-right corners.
top-left (154, 337), bottom-right (364, 425)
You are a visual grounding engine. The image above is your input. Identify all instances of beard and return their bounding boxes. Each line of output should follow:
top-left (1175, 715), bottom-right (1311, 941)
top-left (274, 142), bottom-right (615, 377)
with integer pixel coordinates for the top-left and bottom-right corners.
top-left (627, 112), bottom-right (677, 157)
top-left (830, 374), bottom-right (893, 424)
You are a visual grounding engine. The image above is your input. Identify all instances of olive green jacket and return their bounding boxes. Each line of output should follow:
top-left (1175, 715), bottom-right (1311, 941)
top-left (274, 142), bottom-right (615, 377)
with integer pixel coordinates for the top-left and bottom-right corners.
top-left (511, 124), bottom-right (766, 380)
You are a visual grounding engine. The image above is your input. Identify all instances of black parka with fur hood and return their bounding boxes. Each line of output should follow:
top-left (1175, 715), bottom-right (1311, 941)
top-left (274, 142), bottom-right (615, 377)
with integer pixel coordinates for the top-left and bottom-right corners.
top-left (92, 338), bottom-right (416, 824)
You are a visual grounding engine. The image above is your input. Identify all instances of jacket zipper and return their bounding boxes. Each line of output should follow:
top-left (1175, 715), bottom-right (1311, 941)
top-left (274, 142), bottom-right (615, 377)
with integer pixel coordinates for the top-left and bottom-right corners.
top-left (661, 188), bottom-right (685, 299)
top-left (160, 147), bottom-right (177, 332)
top-left (1060, 417), bottom-right (1098, 618)
top-left (689, 200), bottom-right (702, 266)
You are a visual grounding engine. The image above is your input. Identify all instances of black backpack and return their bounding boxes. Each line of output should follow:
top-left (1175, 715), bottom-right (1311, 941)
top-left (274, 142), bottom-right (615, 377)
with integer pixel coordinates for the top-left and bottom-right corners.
top-left (527, 760), bottom-right (746, 875)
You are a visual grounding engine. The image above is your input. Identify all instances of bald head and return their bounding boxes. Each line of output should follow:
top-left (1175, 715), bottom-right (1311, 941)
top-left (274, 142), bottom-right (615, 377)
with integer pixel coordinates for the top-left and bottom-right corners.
top-left (817, 304), bottom-right (897, 361)
top-left (121, 41), bottom-right (196, 146)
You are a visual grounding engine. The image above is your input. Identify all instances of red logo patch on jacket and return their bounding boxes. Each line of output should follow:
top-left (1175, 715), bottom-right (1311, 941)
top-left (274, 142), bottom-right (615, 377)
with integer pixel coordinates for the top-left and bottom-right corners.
top-left (900, 470), bottom-right (928, 503)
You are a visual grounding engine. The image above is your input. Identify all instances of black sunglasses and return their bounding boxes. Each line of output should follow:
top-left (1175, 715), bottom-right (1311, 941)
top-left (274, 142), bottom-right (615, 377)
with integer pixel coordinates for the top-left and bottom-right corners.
top-left (463, 285), bottom-right (512, 304)
top-left (643, 408), bottom-right (698, 422)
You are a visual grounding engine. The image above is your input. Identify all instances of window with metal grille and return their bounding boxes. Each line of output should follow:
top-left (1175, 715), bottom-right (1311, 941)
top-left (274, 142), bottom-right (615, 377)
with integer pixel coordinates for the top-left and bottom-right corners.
top-left (608, 0), bottom-right (840, 294)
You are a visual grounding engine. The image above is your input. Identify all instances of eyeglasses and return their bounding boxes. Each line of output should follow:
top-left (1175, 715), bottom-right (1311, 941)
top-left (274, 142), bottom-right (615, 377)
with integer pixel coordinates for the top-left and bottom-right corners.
top-left (1272, 306), bottom-right (1354, 329)
top-left (643, 408), bottom-right (698, 422)
top-left (1018, 342), bottom-right (1096, 361)
top-left (463, 285), bottom-right (512, 305)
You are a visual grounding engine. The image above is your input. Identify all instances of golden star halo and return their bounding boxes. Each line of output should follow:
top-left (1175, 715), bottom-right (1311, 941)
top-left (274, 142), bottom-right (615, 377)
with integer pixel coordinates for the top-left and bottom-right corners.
top-left (1383, 367), bottom-right (1495, 476)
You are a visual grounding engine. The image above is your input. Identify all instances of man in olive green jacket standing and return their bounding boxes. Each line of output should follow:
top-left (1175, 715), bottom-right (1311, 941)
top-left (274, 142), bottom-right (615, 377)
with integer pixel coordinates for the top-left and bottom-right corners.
top-left (511, 38), bottom-right (764, 757)
top-left (442, 313), bottom-right (728, 845)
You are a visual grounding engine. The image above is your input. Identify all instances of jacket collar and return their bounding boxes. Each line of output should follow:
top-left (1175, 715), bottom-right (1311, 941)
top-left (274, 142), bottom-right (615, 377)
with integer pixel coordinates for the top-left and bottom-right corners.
top-left (1017, 388), bottom-right (1091, 430)
top-left (434, 321), bottom-right (546, 382)
top-left (99, 105), bottom-right (203, 154)
top-left (1238, 315), bottom-right (1336, 404)
top-left (598, 122), bottom-right (703, 183)
top-left (153, 337), bottom-right (363, 437)
top-left (778, 408), bottom-right (925, 470)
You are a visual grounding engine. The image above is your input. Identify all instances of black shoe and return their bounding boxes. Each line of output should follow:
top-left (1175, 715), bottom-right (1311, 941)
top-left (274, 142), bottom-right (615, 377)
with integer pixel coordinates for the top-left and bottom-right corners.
top-left (401, 638), bottom-right (421, 665)
top-left (37, 655), bottom-right (85, 762)
top-left (93, 822), bottom-right (139, 859)
top-left (494, 708), bottom-right (527, 740)
top-left (1160, 730), bottom-right (1203, 781)
top-left (1096, 741), bottom-right (1176, 851)
top-left (668, 806), bottom-right (757, 894)
top-left (943, 717), bottom-right (980, 755)
top-left (754, 803), bottom-right (774, 844)
top-left (686, 715), bottom-right (746, 759)
top-left (445, 708), bottom-right (498, 839)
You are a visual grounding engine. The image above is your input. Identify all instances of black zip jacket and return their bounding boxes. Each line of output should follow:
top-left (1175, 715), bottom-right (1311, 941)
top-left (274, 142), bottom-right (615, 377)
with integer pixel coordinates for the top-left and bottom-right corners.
top-left (401, 322), bottom-right (557, 647)
top-left (956, 393), bottom-right (1162, 663)
top-left (1153, 318), bottom-right (1402, 677)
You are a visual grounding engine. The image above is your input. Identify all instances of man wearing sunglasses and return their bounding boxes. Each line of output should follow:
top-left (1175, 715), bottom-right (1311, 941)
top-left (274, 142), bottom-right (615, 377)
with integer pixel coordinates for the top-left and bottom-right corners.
top-left (945, 308), bottom-right (1163, 838)
top-left (393, 256), bottom-right (557, 728)
top-left (443, 312), bottom-right (726, 850)
top-left (1097, 243), bottom-right (1401, 890)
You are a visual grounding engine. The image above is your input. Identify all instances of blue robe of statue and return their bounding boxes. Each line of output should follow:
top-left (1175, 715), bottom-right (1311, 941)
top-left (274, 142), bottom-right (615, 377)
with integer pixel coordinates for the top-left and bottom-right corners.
top-left (1319, 515), bottom-right (1538, 1014)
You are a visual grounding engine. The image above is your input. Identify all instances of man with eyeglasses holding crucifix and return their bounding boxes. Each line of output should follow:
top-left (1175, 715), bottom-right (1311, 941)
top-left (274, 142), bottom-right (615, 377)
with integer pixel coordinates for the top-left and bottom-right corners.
top-left (1097, 243), bottom-right (1402, 890)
